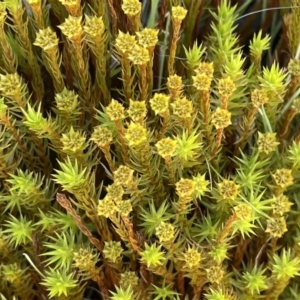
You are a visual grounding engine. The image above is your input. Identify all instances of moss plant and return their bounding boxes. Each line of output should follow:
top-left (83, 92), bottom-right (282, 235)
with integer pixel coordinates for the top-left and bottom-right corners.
top-left (1, 0), bottom-right (300, 299)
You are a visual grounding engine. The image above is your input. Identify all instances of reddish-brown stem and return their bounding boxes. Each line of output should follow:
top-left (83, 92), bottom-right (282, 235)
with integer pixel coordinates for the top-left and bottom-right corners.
top-left (212, 128), bottom-right (224, 156)
top-left (279, 107), bottom-right (297, 138)
top-left (139, 64), bottom-right (147, 102)
top-left (107, 0), bottom-right (118, 35)
top-left (168, 23), bottom-right (180, 76)
top-left (216, 214), bottom-right (238, 244)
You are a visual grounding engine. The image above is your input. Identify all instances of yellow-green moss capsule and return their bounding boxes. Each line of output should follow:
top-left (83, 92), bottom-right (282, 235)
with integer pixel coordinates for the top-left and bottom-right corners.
top-left (0, 73), bottom-right (23, 97)
top-left (58, 16), bottom-right (83, 42)
top-left (115, 31), bottom-right (136, 54)
top-left (251, 89), bottom-right (269, 108)
top-left (234, 204), bottom-right (252, 220)
top-left (136, 28), bottom-right (159, 49)
top-left (84, 15), bottom-right (105, 37)
top-left (171, 6), bottom-right (188, 23)
top-left (182, 247), bottom-right (201, 269)
top-left (156, 137), bottom-right (177, 158)
top-left (55, 88), bottom-right (79, 112)
top-left (196, 62), bottom-right (214, 77)
top-left (97, 197), bottom-right (117, 218)
top-left (113, 165), bottom-right (134, 187)
top-left (192, 73), bottom-right (212, 91)
top-left (61, 127), bottom-right (87, 153)
top-left (128, 44), bottom-right (150, 65)
top-left (116, 200), bottom-right (132, 216)
top-left (206, 265), bottom-right (224, 284)
top-left (257, 132), bottom-right (279, 154)
top-left (103, 241), bottom-right (123, 263)
top-left (175, 178), bottom-right (196, 199)
top-left (211, 107), bottom-right (232, 129)
top-left (106, 99), bottom-right (125, 121)
top-left (218, 77), bottom-right (236, 98)
top-left (265, 217), bottom-right (287, 238)
top-left (34, 27), bottom-right (59, 51)
top-left (120, 271), bottom-right (139, 289)
top-left (124, 122), bottom-right (148, 147)
top-left (171, 97), bottom-right (194, 119)
top-left (167, 74), bottom-right (183, 97)
top-left (218, 180), bottom-right (240, 201)
top-left (150, 93), bottom-right (170, 115)
top-left (127, 99), bottom-right (147, 122)
top-left (122, 0), bottom-right (141, 17)
top-left (73, 248), bottom-right (98, 274)
top-left (106, 183), bottom-right (124, 202)
top-left (272, 194), bottom-right (293, 216)
top-left (272, 169), bottom-right (294, 189)
top-left (155, 221), bottom-right (175, 242)
top-left (90, 126), bottom-right (113, 148)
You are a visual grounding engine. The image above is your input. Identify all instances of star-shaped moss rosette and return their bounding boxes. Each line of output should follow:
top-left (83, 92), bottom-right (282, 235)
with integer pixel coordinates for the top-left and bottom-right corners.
top-left (171, 6), bottom-right (188, 23)
top-left (136, 28), bottom-right (159, 49)
top-left (0, 73), bottom-right (24, 98)
top-left (150, 93), bottom-right (170, 116)
top-left (181, 247), bottom-right (201, 269)
top-left (124, 122), bottom-right (148, 147)
top-left (211, 107), bottom-right (232, 129)
top-left (265, 217), bottom-right (287, 238)
top-left (119, 271), bottom-right (139, 289)
top-left (140, 243), bottom-right (166, 268)
top-left (34, 27), bottom-right (59, 51)
top-left (167, 74), bottom-right (184, 97)
top-left (218, 179), bottom-right (240, 201)
top-left (53, 157), bottom-right (89, 192)
top-left (257, 132), bottom-right (279, 154)
top-left (84, 15), bottom-right (105, 37)
top-left (121, 0), bottom-right (141, 17)
top-left (58, 16), bottom-right (83, 42)
top-left (272, 169), bottom-right (294, 189)
top-left (115, 31), bottom-right (136, 54)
